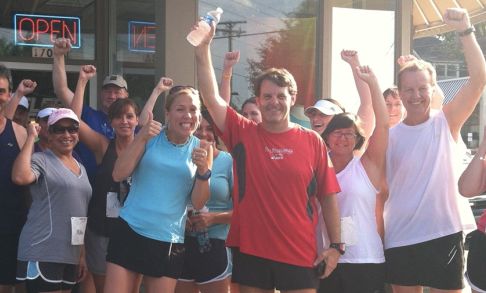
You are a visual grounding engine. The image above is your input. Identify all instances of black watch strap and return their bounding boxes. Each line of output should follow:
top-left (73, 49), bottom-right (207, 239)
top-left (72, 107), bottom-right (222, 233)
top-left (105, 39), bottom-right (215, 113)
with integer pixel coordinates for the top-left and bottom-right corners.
top-left (329, 243), bottom-right (345, 255)
top-left (196, 169), bottom-right (211, 181)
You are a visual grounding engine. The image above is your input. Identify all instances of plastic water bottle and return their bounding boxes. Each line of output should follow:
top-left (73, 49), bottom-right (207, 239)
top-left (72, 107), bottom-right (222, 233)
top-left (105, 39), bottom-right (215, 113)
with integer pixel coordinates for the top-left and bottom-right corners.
top-left (194, 206), bottom-right (212, 253)
top-left (186, 7), bottom-right (223, 46)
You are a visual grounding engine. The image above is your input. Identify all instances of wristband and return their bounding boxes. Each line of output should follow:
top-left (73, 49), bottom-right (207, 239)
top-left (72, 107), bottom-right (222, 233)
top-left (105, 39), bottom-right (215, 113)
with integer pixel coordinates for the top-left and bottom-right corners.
top-left (458, 26), bottom-right (475, 37)
top-left (196, 169), bottom-right (211, 181)
top-left (329, 243), bottom-right (345, 255)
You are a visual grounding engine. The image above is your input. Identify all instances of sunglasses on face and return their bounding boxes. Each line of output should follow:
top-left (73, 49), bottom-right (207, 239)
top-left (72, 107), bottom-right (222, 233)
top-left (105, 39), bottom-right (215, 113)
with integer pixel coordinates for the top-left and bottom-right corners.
top-left (0, 88), bottom-right (9, 94)
top-left (49, 125), bottom-right (79, 134)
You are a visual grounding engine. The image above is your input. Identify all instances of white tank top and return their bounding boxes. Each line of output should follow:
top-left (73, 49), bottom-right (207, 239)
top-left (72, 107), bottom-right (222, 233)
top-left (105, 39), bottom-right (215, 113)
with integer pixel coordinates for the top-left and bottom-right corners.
top-left (336, 157), bottom-right (384, 263)
top-left (385, 111), bottom-right (475, 249)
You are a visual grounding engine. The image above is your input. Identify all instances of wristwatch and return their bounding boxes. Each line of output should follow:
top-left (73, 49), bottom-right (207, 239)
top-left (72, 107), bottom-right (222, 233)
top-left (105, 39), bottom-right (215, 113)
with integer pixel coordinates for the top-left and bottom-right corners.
top-left (196, 169), bottom-right (211, 181)
top-left (329, 243), bottom-right (345, 255)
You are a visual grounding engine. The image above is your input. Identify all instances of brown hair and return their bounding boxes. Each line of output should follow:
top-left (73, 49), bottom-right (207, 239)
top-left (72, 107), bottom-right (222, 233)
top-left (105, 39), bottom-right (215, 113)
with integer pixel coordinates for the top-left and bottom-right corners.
top-left (108, 98), bottom-right (139, 121)
top-left (254, 68), bottom-right (297, 97)
top-left (322, 113), bottom-right (366, 150)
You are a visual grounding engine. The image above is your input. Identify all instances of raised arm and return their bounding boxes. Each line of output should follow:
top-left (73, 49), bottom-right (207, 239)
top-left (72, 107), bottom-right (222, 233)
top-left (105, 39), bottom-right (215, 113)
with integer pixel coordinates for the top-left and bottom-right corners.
top-left (358, 66), bottom-right (388, 188)
top-left (219, 51), bottom-right (240, 104)
top-left (4, 80), bottom-right (37, 120)
top-left (112, 111), bottom-right (161, 181)
top-left (139, 77), bottom-right (173, 126)
top-left (11, 122), bottom-right (38, 185)
top-left (443, 8), bottom-right (486, 139)
top-left (72, 65), bottom-right (108, 164)
top-left (459, 127), bottom-right (486, 197)
top-left (52, 38), bottom-right (75, 105)
top-left (341, 50), bottom-right (374, 138)
top-left (194, 22), bottom-right (228, 133)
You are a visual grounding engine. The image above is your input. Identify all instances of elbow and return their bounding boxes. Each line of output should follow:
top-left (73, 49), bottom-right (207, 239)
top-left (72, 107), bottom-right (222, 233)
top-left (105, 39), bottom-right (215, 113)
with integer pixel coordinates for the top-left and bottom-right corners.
top-left (112, 169), bottom-right (124, 183)
top-left (12, 173), bottom-right (30, 186)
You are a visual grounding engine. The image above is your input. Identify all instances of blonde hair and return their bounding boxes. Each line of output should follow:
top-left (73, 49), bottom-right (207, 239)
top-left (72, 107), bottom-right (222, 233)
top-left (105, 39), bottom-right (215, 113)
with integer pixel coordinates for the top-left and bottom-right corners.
top-left (397, 59), bottom-right (437, 90)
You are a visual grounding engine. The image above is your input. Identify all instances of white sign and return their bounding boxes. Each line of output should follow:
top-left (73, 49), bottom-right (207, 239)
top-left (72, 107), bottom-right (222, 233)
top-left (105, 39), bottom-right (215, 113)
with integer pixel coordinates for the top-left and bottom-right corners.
top-left (32, 47), bottom-right (53, 58)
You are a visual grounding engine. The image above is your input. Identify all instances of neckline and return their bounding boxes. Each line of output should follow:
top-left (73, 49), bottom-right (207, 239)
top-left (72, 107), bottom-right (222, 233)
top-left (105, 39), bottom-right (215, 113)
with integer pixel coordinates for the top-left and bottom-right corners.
top-left (164, 129), bottom-right (190, 147)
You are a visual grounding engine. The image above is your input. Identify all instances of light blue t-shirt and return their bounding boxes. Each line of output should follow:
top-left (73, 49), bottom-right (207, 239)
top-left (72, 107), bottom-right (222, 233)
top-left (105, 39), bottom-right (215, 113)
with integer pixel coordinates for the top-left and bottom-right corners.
top-left (190, 151), bottom-right (233, 240)
top-left (120, 130), bottom-right (199, 243)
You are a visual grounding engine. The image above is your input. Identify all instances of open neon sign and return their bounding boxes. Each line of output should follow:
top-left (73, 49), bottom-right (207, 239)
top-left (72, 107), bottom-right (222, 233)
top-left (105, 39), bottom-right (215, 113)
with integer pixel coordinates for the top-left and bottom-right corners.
top-left (128, 21), bottom-right (156, 53)
top-left (14, 14), bottom-right (81, 48)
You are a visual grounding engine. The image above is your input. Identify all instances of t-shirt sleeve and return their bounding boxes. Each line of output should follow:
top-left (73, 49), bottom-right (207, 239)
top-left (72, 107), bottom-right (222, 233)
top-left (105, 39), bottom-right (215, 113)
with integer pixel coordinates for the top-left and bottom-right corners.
top-left (31, 152), bottom-right (46, 183)
top-left (315, 137), bottom-right (340, 198)
top-left (213, 106), bottom-right (256, 152)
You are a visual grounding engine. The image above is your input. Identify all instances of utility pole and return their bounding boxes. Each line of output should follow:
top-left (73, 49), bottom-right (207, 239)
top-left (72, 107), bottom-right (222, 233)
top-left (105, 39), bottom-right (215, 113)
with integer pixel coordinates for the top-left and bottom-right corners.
top-left (216, 21), bottom-right (246, 99)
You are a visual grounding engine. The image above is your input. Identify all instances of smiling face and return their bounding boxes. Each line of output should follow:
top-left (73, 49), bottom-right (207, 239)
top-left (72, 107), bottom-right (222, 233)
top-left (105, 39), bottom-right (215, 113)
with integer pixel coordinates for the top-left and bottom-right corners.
top-left (110, 105), bottom-right (138, 138)
top-left (399, 69), bottom-right (434, 125)
top-left (256, 79), bottom-right (295, 130)
top-left (48, 118), bottom-right (79, 155)
top-left (165, 92), bottom-right (200, 144)
top-left (325, 127), bottom-right (358, 156)
top-left (101, 85), bottom-right (128, 113)
top-left (0, 77), bottom-right (11, 105)
top-left (307, 109), bottom-right (334, 135)
top-left (385, 94), bottom-right (405, 127)
top-left (195, 117), bottom-right (215, 146)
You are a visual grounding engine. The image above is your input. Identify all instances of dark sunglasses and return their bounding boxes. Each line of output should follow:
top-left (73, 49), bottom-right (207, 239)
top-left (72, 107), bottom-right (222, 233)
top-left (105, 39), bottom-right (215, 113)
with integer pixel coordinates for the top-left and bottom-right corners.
top-left (169, 85), bottom-right (198, 95)
top-left (0, 88), bottom-right (8, 94)
top-left (49, 125), bottom-right (79, 134)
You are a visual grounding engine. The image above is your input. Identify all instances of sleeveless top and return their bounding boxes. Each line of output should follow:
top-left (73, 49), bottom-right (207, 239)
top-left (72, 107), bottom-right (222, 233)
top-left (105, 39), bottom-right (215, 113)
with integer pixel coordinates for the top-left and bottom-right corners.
top-left (385, 111), bottom-right (475, 249)
top-left (87, 140), bottom-right (123, 237)
top-left (336, 157), bottom-right (384, 263)
top-left (0, 119), bottom-right (29, 234)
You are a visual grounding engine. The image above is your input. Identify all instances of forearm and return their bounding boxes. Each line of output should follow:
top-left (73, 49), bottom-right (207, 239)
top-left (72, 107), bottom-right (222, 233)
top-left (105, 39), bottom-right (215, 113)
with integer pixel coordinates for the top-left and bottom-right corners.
top-left (52, 54), bottom-right (74, 105)
top-left (219, 66), bottom-right (232, 104)
top-left (209, 211), bottom-right (232, 225)
top-left (72, 78), bottom-right (89, 118)
top-left (11, 135), bottom-right (36, 185)
top-left (112, 135), bottom-right (147, 181)
top-left (139, 88), bottom-right (162, 126)
top-left (459, 142), bottom-right (486, 197)
top-left (191, 178), bottom-right (210, 210)
top-left (320, 194), bottom-right (341, 243)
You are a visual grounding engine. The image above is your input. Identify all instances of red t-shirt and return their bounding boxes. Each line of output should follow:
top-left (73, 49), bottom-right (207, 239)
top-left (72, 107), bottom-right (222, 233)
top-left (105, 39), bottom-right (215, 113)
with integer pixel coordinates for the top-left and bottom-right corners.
top-left (478, 210), bottom-right (486, 233)
top-left (216, 107), bottom-right (340, 267)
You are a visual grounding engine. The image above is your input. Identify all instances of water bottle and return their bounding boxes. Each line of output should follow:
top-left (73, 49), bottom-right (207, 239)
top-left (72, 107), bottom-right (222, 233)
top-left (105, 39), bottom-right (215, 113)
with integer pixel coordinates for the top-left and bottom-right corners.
top-left (194, 206), bottom-right (212, 253)
top-left (186, 7), bottom-right (223, 46)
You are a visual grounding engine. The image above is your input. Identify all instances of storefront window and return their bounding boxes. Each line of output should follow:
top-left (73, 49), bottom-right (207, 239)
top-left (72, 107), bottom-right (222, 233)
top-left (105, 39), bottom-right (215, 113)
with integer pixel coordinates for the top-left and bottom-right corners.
top-left (0, 0), bottom-right (95, 61)
top-left (200, 0), bottom-right (318, 109)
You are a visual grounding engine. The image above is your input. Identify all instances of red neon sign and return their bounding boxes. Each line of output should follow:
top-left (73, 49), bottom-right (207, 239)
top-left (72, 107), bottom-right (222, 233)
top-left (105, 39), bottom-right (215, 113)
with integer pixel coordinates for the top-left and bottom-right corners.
top-left (129, 21), bottom-right (156, 52)
top-left (14, 14), bottom-right (81, 48)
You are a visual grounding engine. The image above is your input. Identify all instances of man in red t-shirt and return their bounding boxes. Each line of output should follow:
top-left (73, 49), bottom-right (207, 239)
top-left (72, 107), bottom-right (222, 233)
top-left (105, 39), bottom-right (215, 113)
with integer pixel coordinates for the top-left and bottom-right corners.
top-left (193, 22), bottom-right (342, 293)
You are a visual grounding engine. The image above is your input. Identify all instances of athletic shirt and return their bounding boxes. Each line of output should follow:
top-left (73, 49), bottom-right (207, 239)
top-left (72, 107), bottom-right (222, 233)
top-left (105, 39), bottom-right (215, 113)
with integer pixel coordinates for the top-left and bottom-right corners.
top-left (335, 157), bottom-right (384, 264)
top-left (17, 150), bottom-right (92, 264)
top-left (120, 130), bottom-right (200, 243)
top-left (187, 150), bottom-right (233, 240)
top-left (0, 119), bottom-right (29, 234)
top-left (87, 140), bottom-right (120, 237)
top-left (385, 110), bottom-right (476, 249)
top-left (215, 107), bottom-right (340, 268)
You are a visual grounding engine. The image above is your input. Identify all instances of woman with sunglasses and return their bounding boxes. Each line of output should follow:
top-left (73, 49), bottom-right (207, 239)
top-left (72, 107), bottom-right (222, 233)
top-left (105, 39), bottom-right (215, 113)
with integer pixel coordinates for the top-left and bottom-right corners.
top-left (105, 82), bottom-right (211, 293)
top-left (12, 108), bottom-right (92, 292)
top-left (69, 65), bottom-right (168, 293)
top-left (175, 109), bottom-right (233, 293)
top-left (318, 66), bottom-right (388, 293)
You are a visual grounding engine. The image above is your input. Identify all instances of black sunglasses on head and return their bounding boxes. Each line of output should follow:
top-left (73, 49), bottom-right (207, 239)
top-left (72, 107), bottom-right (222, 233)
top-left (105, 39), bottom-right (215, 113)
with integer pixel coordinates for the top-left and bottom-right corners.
top-left (169, 85), bottom-right (198, 95)
top-left (49, 124), bottom-right (79, 134)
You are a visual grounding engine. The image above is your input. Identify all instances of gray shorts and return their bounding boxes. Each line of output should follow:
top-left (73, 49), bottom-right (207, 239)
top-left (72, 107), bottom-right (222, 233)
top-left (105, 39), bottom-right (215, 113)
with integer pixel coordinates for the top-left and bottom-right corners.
top-left (85, 226), bottom-right (109, 275)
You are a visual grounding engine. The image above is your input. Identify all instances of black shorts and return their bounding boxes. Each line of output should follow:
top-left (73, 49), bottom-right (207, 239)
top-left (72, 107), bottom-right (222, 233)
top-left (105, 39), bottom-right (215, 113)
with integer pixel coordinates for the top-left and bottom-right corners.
top-left (231, 248), bottom-right (319, 291)
top-left (318, 263), bottom-right (385, 293)
top-left (16, 261), bottom-right (76, 292)
top-left (0, 234), bottom-right (22, 285)
top-left (385, 232), bottom-right (464, 290)
top-left (106, 218), bottom-right (185, 278)
top-left (179, 236), bottom-right (232, 284)
top-left (465, 230), bottom-right (486, 292)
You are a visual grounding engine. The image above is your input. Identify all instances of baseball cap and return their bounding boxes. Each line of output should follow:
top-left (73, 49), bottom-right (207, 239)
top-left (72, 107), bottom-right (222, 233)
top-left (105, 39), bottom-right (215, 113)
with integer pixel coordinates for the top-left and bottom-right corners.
top-left (18, 96), bottom-right (29, 109)
top-left (305, 99), bottom-right (344, 116)
top-left (103, 74), bottom-right (128, 90)
top-left (36, 107), bottom-right (57, 119)
top-left (47, 108), bottom-right (79, 126)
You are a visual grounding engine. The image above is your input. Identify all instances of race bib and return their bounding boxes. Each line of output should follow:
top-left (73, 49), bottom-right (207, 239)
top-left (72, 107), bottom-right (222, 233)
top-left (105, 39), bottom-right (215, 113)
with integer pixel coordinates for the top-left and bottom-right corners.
top-left (106, 192), bottom-right (122, 218)
top-left (71, 217), bottom-right (87, 245)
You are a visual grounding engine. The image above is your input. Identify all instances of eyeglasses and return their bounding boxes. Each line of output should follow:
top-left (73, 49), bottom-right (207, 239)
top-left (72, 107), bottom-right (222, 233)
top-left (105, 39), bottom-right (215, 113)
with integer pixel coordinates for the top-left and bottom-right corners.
top-left (0, 88), bottom-right (8, 94)
top-left (330, 131), bottom-right (357, 139)
top-left (49, 125), bottom-right (79, 134)
top-left (169, 85), bottom-right (198, 95)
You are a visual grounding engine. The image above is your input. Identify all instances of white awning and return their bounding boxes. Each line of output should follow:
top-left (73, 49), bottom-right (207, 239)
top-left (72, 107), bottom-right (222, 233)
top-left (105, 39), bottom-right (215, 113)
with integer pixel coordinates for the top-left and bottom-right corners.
top-left (414, 0), bottom-right (486, 38)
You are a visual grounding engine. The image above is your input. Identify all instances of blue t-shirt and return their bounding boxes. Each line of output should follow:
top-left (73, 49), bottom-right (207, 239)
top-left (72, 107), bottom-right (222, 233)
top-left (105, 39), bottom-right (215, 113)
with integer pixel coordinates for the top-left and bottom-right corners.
top-left (76, 105), bottom-right (114, 183)
top-left (189, 151), bottom-right (233, 240)
top-left (120, 130), bottom-right (199, 243)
